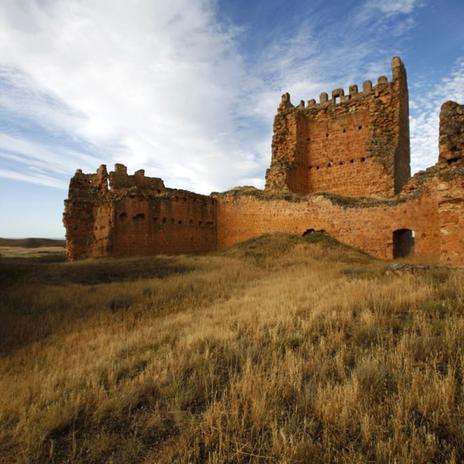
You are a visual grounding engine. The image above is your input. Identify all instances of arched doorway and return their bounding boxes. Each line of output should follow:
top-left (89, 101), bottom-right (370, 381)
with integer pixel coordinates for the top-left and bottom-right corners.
top-left (302, 228), bottom-right (315, 236)
top-left (393, 229), bottom-right (415, 258)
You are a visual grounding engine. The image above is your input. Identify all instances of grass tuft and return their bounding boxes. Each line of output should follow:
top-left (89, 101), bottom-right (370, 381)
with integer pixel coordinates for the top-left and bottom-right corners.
top-left (1, 233), bottom-right (463, 463)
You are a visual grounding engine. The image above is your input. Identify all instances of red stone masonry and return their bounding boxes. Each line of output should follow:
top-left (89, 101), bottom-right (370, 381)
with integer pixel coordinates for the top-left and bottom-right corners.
top-left (265, 57), bottom-right (410, 197)
top-left (64, 58), bottom-right (464, 264)
top-left (63, 164), bottom-right (216, 260)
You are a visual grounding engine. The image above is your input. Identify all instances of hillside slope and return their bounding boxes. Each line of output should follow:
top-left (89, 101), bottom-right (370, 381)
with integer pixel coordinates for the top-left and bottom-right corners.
top-left (0, 238), bottom-right (65, 248)
top-left (1, 233), bottom-right (463, 463)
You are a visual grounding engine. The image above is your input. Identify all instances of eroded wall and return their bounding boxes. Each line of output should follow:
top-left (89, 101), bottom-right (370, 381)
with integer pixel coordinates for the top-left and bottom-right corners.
top-left (438, 172), bottom-right (464, 264)
top-left (63, 61), bottom-right (464, 266)
top-left (214, 98), bottom-right (464, 265)
top-left (111, 191), bottom-right (216, 257)
top-left (64, 164), bottom-right (217, 260)
top-left (63, 165), bottom-right (111, 260)
top-left (266, 57), bottom-right (410, 197)
top-left (214, 183), bottom-right (440, 262)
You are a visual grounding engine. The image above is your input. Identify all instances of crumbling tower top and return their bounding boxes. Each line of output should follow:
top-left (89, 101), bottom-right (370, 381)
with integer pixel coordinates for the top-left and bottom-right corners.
top-left (265, 56), bottom-right (410, 197)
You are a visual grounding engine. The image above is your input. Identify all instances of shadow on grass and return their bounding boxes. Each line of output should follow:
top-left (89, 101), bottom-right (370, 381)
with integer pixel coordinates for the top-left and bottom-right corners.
top-left (0, 256), bottom-right (192, 288)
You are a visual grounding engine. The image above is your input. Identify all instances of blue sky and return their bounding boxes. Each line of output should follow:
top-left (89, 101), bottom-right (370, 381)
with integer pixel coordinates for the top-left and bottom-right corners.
top-left (0, 0), bottom-right (463, 238)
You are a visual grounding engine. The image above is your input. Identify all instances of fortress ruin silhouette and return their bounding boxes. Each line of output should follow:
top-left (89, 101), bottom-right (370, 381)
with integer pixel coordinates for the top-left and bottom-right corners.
top-left (64, 57), bottom-right (464, 264)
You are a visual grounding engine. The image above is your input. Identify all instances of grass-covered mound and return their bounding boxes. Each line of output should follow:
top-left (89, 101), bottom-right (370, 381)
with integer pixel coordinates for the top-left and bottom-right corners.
top-left (1, 233), bottom-right (463, 463)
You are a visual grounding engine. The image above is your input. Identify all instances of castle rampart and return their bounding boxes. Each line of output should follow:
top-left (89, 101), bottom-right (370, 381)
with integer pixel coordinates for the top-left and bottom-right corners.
top-left (64, 164), bottom-right (216, 260)
top-left (265, 56), bottom-right (410, 197)
top-left (64, 58), bottom-right (464, 265)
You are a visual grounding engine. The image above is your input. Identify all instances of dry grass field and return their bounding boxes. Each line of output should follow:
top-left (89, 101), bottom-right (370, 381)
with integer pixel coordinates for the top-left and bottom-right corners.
top-left (1, 233), bottom-right (464, 463)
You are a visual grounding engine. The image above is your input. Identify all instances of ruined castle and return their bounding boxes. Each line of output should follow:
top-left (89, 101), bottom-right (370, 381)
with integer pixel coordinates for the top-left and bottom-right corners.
top-left (64, 57), bottom-right (464, 264)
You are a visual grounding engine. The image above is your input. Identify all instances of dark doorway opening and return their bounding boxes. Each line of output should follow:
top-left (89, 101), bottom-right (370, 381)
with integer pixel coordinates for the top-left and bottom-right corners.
top-left (303, 228), bottom-right (315, 236)
top-left (393, 229), bottom-right (414, 258)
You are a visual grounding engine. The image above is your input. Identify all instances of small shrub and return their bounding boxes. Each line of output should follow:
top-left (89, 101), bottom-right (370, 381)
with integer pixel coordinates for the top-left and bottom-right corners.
top-left (108, 297), bottom-right (132, 312)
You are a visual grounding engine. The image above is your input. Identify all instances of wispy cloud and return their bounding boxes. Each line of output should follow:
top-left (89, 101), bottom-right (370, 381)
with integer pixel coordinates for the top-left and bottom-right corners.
top-left (373, 0), bottom-right (420, 15)
top-left (410, 58), bottom-right (464, 172)
top-left (0, 0), bottom-right (451, 196)
top-left (0, 167), bottom-right (66, 189)
top-left (247, 0), bottom-right (422, 123)
top-left (0, 132), bottom-right (101, 179)
top-left (0, 0), bottom-right (261, 192)
top-left (356, 0), bottom-right (422, 24)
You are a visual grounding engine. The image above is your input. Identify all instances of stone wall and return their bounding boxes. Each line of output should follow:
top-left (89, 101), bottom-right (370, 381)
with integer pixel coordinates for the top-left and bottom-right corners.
top-left (63, 164), bottom-right (216, 260)
top-left (265, 57), bottom-right (410, 197)
top-left (63, 165), bottom-right (110, 260)
top-left (64, 160), bottom-right (464, 265)
top-left (111, 190), bottom-right (216, 257)
top-left (63, 58), bottom-right (464, 266)
top-left (439, 101), bottom-right (464, 164)
top-left (214, 182), bottom-right (440, 262)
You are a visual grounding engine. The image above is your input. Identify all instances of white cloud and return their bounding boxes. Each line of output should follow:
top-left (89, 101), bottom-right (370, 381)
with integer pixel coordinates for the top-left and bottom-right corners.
top-left (354, 0), bottom-right (421, 34)
top-left (410, 58), bottom-right (464, 173)
top-left (375, 0), bottom-right (419, 15)
top-left (0, 167), bottom-right (66, 189)
top-left (360, 0), bottom-right (421, 17)
top-left (0, 0), bottom-right (444, 199)
top-left (0, 0), bottom-right (264, 193)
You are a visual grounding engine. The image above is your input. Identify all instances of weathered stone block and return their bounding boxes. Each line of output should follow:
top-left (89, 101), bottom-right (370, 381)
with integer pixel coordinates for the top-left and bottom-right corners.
top-left (439, 101), bottom-right (464, 163)
top-left (265, 57), bottom-right (410, 197)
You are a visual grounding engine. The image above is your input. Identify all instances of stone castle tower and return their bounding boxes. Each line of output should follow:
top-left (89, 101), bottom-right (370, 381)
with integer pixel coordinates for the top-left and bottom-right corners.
top-left (265, 57), bottom-right (410, 197)
top-left (64, 57), bottom-right (464, 264)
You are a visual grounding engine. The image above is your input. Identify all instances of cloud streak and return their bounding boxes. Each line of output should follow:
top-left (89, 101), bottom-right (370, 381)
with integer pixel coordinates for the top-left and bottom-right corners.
top-left (410, 58), bottom-right (464, 172)
top-left (0, 0), bottom-right (456, 197)
top-left (0, 0), bottom-right (261, 192)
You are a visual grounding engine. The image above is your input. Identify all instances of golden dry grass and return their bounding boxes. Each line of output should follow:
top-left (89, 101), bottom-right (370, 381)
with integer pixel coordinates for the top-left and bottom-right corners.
top-left (1, 233), bottom-right (464, 463)
top-left (0, 245), bottom-right (65, 260)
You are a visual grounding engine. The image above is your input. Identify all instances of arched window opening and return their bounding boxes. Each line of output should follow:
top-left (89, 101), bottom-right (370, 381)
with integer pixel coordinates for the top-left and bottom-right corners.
top-left (393, 228), bottom-right (415, 258)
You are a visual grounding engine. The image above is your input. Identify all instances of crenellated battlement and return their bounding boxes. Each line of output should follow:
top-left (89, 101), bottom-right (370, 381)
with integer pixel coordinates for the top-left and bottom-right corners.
top-left (267, 56), bottom-right (410, 197)
top-left (63, 56), bottom-right (464, 266)
top-left (278, 57), bottom-right (405, 113)
top-left (109, 163), bottom-right (165, 192)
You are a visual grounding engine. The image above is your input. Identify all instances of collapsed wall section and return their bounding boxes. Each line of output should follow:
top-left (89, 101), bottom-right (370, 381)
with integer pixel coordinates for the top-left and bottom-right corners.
top-left (63, 165), bottom-right (111, 260)
top-left (265, 57), bottom-right (410, 197)
top-left (63, 164), bottom-right (217, 260)
top-left (439, 101), bottom-right (464, 164)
